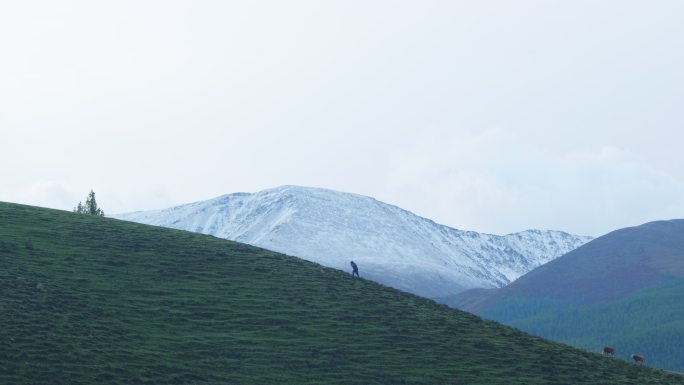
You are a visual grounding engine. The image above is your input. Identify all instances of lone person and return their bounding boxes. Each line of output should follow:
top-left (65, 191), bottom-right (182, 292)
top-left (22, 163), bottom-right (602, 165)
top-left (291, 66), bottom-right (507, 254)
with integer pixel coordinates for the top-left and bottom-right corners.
top-left (350, 261), bottom-right (359, 277)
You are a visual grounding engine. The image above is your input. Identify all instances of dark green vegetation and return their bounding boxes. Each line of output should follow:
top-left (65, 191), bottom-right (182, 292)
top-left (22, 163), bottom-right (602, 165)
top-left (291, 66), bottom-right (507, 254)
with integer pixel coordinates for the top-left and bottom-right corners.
top-left (1, 203), bottom-right (682, 384)
top-left (456, 220), bottom-right (684, 372)
top-left (73, 190), bottom-right (104, 216)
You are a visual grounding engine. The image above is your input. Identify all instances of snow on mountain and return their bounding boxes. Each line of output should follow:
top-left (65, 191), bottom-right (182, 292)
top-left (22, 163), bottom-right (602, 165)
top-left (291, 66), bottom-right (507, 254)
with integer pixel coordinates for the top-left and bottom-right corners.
top-left (113, 186), bottom-right (592, 298)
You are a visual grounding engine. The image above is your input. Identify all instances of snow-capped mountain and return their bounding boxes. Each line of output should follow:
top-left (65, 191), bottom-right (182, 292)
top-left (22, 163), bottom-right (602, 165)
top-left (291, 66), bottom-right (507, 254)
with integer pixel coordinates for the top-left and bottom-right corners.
top-left (113, 186), bottom-right (592, 298)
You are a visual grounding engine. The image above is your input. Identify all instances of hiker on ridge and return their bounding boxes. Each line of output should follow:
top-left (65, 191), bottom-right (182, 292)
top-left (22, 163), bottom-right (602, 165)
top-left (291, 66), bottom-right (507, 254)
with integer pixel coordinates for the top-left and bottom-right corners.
top-left (350, 261), bottom-right (359, 277)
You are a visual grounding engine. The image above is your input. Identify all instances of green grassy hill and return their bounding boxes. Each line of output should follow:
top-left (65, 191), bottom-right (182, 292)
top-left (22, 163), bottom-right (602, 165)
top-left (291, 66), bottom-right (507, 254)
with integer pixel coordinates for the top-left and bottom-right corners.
top-left (1, 202), bottom-right (682, 384)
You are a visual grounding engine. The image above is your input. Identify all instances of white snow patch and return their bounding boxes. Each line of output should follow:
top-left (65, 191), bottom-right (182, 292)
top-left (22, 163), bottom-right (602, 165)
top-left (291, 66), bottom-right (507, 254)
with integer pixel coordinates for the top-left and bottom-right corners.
top-left (113, 186), bottom-right (592, 298)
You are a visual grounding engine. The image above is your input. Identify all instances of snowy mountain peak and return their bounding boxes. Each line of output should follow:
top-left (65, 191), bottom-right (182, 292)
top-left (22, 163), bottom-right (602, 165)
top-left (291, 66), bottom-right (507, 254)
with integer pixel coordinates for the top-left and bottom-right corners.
top-left (114, 186), bottom-right (592, 298)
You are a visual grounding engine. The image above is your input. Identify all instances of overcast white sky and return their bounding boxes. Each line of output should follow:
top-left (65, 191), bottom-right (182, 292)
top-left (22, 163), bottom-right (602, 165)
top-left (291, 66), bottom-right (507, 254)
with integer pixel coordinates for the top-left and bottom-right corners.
top-left (2, 1), bottom-right (683, 236)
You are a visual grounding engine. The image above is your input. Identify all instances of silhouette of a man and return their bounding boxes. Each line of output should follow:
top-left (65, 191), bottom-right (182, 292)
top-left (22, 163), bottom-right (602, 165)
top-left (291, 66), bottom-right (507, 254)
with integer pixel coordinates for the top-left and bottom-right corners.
top-left (350, 260), bottom-right (359, 277)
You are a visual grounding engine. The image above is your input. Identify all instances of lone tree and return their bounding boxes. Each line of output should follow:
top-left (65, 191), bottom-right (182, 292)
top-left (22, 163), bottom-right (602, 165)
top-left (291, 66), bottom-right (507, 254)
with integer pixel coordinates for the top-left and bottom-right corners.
top-left (74, 190), bottom-right (104, 216)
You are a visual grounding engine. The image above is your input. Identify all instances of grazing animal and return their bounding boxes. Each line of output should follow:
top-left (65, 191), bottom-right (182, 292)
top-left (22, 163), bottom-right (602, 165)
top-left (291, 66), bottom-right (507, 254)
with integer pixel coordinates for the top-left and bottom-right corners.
top-left (631, 354), bottom-right (645, 364)
top-left (602, 346), bottom-right (615, 356)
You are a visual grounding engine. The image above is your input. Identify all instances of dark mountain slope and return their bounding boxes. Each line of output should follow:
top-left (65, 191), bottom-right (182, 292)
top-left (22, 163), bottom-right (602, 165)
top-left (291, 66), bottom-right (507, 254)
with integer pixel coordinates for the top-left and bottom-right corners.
top-left (500, 220), bottom-right (684, 303)
top-left (0, 202), bottom-right (680, 384)
top-left (460, 220), bottom-right (684, 371)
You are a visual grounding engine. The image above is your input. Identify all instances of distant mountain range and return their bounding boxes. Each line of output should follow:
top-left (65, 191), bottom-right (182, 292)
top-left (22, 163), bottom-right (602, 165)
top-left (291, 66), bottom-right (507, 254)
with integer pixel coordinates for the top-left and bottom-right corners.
top-left (113, 186), bottom-right (591, 298)
top-left (448, 219), bottom-right (684, 372)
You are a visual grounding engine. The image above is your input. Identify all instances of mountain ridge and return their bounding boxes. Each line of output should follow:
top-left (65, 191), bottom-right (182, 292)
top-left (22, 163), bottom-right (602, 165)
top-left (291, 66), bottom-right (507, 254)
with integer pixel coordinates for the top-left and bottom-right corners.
top-left (114, 185), bottom-right (592, 298)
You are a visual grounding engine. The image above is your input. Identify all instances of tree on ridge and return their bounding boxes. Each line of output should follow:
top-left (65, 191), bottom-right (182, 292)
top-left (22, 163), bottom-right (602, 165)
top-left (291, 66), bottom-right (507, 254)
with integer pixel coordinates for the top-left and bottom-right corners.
top-left (74, 190), bottom-right (104, 216)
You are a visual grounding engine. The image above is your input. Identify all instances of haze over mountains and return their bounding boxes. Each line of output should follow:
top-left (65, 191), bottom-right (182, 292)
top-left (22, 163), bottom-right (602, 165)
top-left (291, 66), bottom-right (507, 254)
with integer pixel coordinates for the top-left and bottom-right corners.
top-left (452, 219), bottom-right (684, 371)
top-left (114, 186), bottom-right (591, 298)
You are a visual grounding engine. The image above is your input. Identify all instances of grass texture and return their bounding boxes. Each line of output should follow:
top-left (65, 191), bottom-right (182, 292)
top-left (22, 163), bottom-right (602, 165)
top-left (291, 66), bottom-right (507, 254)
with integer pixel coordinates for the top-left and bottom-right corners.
top-left (1, 202), bottom-right (682, 384)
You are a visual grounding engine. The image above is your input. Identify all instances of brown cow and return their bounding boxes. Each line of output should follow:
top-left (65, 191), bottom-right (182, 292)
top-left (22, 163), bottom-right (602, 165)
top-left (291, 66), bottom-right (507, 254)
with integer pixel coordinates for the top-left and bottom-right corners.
top-left (631, 354), bottom-right (646, 364)
top-left (602, 346), bottom-right (615, 356)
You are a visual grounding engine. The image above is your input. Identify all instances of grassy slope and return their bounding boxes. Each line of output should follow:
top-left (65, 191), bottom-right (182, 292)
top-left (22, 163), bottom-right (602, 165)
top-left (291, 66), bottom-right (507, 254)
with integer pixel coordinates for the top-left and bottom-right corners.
top-left (1, 202), bottom-right (682, 385)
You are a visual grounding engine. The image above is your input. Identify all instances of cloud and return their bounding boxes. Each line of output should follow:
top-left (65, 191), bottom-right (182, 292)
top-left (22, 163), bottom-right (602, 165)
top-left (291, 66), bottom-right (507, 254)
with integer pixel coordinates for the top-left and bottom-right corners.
top-left (384, 129), bottom-right (684, 236)
top-left (1, 1), bottom-right (683, 236)
top-left (10, 181), bottom-right (80, 211)
top-left (551, 147), bottom-right (684, 233)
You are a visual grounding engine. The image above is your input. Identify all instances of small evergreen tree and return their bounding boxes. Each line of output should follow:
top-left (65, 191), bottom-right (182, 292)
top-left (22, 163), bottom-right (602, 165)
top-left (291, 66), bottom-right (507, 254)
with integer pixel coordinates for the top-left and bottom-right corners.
top-left (74, 190), bottom-right (104, 216)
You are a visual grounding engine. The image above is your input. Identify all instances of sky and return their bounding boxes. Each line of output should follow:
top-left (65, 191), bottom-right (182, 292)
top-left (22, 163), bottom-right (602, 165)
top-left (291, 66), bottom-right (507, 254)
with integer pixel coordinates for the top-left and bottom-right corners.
top-left (1, 1), bottom-right (683, 237)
